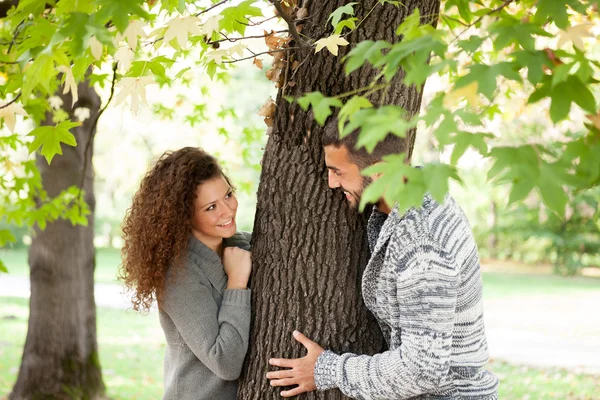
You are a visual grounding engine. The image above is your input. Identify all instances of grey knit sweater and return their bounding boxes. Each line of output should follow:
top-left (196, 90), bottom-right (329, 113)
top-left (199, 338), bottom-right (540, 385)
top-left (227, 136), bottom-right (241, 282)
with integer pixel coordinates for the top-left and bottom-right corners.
top-left (159, 232), bottom-right (251, 400)
top-left (314, 194), bottom-right (498, 399)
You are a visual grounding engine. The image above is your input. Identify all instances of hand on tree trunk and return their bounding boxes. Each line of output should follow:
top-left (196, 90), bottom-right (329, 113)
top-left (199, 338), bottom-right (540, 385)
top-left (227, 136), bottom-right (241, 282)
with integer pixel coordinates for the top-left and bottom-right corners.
top-left (267, 330), bottom-right (324, 397)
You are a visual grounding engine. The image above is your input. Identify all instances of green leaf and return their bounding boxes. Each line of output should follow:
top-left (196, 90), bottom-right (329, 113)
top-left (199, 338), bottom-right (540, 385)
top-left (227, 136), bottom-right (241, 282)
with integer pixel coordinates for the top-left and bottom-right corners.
top-left (343, 106), bottom-right (414, 153)
top-left (297, 92), bottom-right (342, 125)
top-left (329, 2), bottom-right (358, 31)
top-left (422, 163), bottom-right (461, 204)
top-left (538, 166), bottom-right (569, 216)
top-left (534, 0), bottom-right (579, 29)
top-left (0, 229), bottom-right (16, 247)
top-left (455, 62), bottom-right (521, 100)
top-left (95, 0), bottom-right (151, 33)
top-left (28, 121), bottom-right (81, 164)
top-left (344, 40), bottom-right (392, 75)
top-left (337, 95), bottom-right (373, 134)
top-left (451, 131), bottom-right (491, 164)
top-left (0, 259), bottom-right (7, 273)
top-left (220, 0), bottom-right (263, 36)
top-left (457, 35), bottom-right (484, 53)
top-left (334, 18), bottom-right (358, 34)
top-left (508, 177), bottom-right (535, 204)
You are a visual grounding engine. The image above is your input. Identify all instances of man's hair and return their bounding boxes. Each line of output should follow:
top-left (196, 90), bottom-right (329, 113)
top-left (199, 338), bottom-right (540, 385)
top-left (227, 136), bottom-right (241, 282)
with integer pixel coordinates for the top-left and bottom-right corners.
top-left (322, 118), bottom-right (409, 169)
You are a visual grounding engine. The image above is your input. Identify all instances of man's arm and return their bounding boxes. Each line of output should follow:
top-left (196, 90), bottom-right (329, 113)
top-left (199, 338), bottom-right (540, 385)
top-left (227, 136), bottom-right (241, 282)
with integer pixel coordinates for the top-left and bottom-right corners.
top-left (268, 240), bottom-right (459, 399)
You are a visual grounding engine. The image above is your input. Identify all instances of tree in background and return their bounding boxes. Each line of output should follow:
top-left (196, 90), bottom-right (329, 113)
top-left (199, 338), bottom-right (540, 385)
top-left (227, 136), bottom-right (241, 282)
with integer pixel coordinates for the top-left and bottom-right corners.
top-left (1, 0), bottom-right (600, 397)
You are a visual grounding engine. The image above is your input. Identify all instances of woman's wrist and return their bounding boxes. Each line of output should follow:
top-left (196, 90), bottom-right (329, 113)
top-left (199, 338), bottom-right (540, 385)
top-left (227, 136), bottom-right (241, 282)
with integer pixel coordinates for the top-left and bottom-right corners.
top-left (226, 279), bottom-right (248, 289)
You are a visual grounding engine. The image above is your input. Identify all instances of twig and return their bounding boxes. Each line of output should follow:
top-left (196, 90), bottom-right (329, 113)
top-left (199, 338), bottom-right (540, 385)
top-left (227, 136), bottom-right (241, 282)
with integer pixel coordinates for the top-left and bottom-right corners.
top-left (238, 15), bottom-right (277, 26)
top-left (77, 64), bottom-right (118, 211)
top-left (209, 30), bottom-right (289, 45)
top-left (270, 0), bottom-right (309, 47)
top-left (0, 92), bottom-right (21, 110)
top-left (195, 0), bottom-right (228, 17)
top-left (8, 20), bottom-right (25, 54)
top-left (223, 47), bottom-right (302, 63)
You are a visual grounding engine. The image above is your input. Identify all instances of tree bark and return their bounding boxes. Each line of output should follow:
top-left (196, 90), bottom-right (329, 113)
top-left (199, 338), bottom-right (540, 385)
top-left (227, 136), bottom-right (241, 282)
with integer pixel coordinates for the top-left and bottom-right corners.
top-left (10, 81), bottom-right (105, 399)
top-left (238, 0), bottom-right (440, 399)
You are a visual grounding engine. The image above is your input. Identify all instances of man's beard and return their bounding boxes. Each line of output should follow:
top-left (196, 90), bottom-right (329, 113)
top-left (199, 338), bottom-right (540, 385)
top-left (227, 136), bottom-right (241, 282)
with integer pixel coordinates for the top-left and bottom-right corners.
top-left (346, 175), bottom-right (373, 209)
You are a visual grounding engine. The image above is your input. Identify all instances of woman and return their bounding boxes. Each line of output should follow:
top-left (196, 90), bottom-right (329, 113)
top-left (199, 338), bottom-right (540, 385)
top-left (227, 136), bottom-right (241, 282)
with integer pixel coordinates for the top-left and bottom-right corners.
top-left (120, 147), bottom-right (252, 400)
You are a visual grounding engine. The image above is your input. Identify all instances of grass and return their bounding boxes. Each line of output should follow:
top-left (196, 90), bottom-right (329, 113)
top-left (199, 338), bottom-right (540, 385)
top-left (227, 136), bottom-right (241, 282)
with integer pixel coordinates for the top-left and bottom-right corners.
top-left (1, 249), bottom-right (600, 398)
top-left (1, 295), bottom-right (598, 399)
top-left (0, 297), bottom-right (164, 400)
top-left (0, 248), bottom-right (123, 284)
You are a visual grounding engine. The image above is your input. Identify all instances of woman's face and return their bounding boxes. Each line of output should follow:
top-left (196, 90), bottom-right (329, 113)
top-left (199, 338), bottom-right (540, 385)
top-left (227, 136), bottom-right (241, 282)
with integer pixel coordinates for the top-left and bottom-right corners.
top-left (191, 175), bottom-right (238, 246)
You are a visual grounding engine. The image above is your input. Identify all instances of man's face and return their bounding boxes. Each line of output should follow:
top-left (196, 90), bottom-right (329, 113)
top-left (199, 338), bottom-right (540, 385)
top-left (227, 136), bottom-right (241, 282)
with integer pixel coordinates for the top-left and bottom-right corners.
top-left (324, 145), bottom-right (370, 209)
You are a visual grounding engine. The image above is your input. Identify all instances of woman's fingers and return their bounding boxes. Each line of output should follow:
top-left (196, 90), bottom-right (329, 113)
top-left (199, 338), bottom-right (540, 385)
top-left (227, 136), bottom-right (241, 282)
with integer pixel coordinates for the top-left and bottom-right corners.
top-left (280, 385), bottom-right (308, 397)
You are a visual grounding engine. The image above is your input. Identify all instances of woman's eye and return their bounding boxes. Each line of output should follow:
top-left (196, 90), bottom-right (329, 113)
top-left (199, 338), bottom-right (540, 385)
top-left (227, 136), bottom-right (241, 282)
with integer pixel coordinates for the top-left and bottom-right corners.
top-left (207, 205), bottom-right (215, 211)
top-left (225, 191), bottom-right (233, 199)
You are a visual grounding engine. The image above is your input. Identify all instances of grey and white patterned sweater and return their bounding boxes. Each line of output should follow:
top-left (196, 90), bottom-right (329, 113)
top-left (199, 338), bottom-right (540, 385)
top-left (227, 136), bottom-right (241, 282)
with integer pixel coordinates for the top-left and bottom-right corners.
top-left (314, 194), bottom-right (499, 399)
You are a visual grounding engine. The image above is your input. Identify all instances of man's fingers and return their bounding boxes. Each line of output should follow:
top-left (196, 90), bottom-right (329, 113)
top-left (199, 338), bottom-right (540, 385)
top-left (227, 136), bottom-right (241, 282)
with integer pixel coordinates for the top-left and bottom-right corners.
top-left (269, 378), bottom-right (297, 387)
top-left (269, 357), bottom-right (297, 368)
top-left (280, 385), bottom-right (307, 397)
top-left (266, 370), bottom-right (295, 380)
top-left (292, 330), bottom-right (314, 349)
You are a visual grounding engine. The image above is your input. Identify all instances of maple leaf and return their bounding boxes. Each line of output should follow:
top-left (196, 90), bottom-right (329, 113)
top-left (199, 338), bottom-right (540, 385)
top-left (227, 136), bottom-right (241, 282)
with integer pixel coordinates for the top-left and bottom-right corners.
top-left (48, 96), bottom-right (64, 110)
top-left (264, 30), bottom-right (291, 51)
top-left (164, 16), bottom-right (202, 49)
top-left (557, 24), bottom-right (594, 51)
top-left (314, 34), bottom-right (349, 56)
top-left (0, 101), bottom-right (28, 133)
top-left (205, 49), bottom-right (229, 65)
top-left (253, 58), bottom-right (263, 69)
top-left (227, 43), bottom-right (247, 57)
top-left (122, 19), bottom-right (147, 49)
top-left (89, 36), bottom-right (103, 60)
top-left (57, 65), bottom-right (78, 106)
top-left (202, 15), bottom-right (223, 38)
top-left (27, 120), bottom-right (80, 164)
top-left (74, 107), bottom-right (91, 122)
top-left (444, 81), bottom-right (481, 108)
top-left (114, 46), bottom-right (134, 73)
top-left (114, 76), bottom-right (156, 115)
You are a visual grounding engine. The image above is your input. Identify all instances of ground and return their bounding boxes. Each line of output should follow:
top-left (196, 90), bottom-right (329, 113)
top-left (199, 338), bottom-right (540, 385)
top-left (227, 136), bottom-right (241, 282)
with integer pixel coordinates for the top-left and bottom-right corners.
top-left (1, 248), bottom-right (599, 399)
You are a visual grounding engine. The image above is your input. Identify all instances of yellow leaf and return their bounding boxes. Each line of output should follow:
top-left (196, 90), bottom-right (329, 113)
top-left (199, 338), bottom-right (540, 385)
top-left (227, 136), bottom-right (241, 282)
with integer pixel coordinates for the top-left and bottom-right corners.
top-left (123, 20), bottom-right (147, 49)
top-left (253, 58), bottom-right (263, 69)
top-left (202, 15), bottom-right (223, 38)
top-left (164, 16), bottom-right (202, 49)
top-left (89, 36), bottom-right (103, 61)
top-left (0, 100), bottom-right (28, 133)
top-left (444, 81), bottom-right (481, 108)
top-left (114, 76), bottom-right (156, 115)
top-left (557, 24), bottom-right (594, 51)
top-left (114, 47), bottom-right (134, 73)
top-left (227, 43), bottom-right (247, 57)
top-left (314, 34), bottom-right (349, 56)
top-left (205, 49), bottom-right (229, 65)
top-left (57, 65), bottom-right (78, 106)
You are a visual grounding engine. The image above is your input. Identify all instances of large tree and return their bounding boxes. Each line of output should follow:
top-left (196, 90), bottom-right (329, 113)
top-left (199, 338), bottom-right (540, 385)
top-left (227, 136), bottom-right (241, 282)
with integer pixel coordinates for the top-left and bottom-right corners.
top-left (10, 80), bottom-right (105, 398)
top-left (238, 1), bottom-right (440, 398)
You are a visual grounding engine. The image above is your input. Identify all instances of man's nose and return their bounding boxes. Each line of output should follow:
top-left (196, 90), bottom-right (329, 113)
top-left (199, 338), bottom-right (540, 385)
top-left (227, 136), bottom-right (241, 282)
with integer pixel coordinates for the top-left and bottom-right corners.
top-left (328, 170), bottom-right (340, 189)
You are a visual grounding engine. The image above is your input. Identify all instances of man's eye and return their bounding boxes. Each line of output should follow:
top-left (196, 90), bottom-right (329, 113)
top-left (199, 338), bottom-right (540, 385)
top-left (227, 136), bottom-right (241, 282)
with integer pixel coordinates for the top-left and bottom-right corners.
top-left (334, 171), bottom-right (341, 177)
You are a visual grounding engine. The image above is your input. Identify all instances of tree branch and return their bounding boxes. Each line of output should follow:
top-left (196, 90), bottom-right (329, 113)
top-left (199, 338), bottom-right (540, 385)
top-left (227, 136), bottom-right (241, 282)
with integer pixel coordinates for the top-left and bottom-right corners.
top-left (77, 63), bottom-right (118, 210)
top-left (0, 92), bottom-right (21, 109)
top-left (223, 46), bottom-right (302, 63)
top-left (270, 0), bottom-right (309, 47)
top-left (208, 30), bottom-right (289, 45)
top-left (195, 0), bottom-right (228, 17)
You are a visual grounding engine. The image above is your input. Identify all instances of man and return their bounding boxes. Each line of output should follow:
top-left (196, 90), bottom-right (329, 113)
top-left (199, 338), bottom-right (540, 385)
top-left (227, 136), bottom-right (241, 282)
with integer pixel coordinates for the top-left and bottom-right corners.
top-left (266, 119), bottom-right (499, 399)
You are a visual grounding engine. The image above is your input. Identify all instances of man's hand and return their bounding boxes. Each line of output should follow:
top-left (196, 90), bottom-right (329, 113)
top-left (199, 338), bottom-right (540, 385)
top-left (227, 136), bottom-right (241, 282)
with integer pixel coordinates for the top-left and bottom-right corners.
top-left (266, 330), bottom-right (325, 397)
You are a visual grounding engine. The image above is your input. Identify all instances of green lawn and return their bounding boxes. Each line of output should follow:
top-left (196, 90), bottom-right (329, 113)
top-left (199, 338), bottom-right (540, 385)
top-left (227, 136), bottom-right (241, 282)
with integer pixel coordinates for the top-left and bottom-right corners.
top-left (1, 295), bottom-right (599, 399)
top-left (0, 248), bottom-right (123, 284)
top-left (1, 249), bottom-right (600, 399)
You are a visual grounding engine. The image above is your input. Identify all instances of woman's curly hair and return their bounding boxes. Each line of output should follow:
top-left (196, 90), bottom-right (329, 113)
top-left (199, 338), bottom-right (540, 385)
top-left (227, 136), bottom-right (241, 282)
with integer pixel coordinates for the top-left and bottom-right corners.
top-left (120, 147), bottom-right (232, 312)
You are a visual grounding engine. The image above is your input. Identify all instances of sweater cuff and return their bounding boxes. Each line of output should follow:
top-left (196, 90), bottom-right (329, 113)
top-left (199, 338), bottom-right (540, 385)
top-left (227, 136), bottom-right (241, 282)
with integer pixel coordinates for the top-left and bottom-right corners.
top-left (314, 350), bottom-right (341, 390)
top-left (222, 289), bottom-right (251, 307)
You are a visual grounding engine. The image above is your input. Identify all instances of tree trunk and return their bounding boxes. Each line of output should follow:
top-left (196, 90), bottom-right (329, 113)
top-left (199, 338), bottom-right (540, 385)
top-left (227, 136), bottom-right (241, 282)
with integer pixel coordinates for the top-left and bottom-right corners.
top-left (10, 81), bottom-right (105, 399)
top-left (239, 1), bottom-right (440, 399)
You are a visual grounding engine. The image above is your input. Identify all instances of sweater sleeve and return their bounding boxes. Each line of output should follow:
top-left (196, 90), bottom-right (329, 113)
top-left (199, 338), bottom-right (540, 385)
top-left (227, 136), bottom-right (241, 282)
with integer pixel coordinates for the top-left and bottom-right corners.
top-left (314, 241), bottom-right (459, 399)
top-left (162, 262), bottom-right (251, 381)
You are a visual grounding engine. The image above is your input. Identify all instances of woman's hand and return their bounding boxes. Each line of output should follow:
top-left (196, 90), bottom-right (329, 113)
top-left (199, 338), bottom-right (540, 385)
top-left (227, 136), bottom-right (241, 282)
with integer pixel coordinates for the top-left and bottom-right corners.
top-left (223, 247), bottom-right (252, 289)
